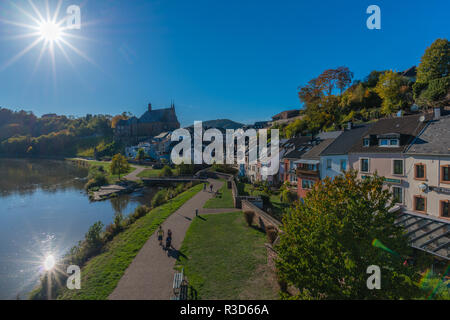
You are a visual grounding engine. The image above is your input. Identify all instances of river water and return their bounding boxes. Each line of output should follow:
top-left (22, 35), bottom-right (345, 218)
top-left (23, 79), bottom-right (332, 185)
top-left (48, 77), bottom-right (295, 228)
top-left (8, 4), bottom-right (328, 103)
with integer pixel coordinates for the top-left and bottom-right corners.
top-left (0, 158), bottom-right (156, 299)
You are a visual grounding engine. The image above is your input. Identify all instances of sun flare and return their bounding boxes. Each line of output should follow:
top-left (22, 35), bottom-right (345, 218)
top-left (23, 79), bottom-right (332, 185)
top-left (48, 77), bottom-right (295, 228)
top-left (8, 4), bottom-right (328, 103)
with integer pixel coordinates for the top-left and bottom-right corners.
top-left (44, 254), bottom-right (56, 271)
top-left (39, 21), bottom-right (62, 42)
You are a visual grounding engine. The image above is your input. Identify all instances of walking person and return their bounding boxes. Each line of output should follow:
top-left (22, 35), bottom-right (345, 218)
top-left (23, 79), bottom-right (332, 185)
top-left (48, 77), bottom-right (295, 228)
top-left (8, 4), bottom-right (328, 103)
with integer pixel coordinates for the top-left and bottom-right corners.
top-left (166, 229), bottom-right (173, 250)
top-left (157, 225), bottom-right (164, 247)
top-left (210, 184), bottom-right (213, 193)
top-left (203, 183), bottom-right (206, 191)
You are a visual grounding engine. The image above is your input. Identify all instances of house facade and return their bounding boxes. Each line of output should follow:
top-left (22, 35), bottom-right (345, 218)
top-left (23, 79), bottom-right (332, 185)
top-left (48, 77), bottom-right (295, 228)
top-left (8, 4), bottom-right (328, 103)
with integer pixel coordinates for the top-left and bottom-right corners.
top-left (320, 124), bottom-right (372, 180)
top-left (405, 114), bottom-right (450, 220)
top-left (295, 132), bottom-right (341, 199)
top-left (348, 114), bottom-right (430, 207)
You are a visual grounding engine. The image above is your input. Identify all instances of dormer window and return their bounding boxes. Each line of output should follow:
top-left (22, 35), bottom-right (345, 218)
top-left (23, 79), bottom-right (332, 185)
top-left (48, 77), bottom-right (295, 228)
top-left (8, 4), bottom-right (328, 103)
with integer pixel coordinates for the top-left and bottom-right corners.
top-left (363, 139), bottom-right (370, 147)
top-left (379, 139), bottom-right (399, 147)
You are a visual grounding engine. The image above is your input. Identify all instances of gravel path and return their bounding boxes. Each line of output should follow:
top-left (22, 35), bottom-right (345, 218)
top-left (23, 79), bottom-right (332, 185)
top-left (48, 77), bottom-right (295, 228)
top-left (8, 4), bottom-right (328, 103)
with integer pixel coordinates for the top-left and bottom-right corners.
top-left (109, 178), bottom-right (234, 300)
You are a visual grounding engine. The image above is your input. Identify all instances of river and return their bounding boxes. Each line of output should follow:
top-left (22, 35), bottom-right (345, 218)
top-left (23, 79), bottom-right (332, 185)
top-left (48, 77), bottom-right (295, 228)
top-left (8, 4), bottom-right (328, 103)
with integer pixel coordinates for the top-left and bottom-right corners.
top-left (0, 158), bottom-right (156, 299)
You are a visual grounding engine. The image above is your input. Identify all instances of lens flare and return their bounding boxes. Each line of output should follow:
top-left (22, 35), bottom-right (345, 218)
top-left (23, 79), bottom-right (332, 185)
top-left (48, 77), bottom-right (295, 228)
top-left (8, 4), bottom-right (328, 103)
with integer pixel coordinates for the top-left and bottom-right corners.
top-left (371, 239), bottom-right (400, 258)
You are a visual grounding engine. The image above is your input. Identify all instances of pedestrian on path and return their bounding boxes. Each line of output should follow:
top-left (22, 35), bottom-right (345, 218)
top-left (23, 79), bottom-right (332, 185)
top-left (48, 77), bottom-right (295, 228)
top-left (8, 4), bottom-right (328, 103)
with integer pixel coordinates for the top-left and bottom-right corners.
top-left (203, 183), bottom-right (206, 191)
top-left (210, 184), bottom-right (213, 193)
top-left (166, 229), bottom-right (173, 250)
top-left (157, 225), bottom-right (164, 246)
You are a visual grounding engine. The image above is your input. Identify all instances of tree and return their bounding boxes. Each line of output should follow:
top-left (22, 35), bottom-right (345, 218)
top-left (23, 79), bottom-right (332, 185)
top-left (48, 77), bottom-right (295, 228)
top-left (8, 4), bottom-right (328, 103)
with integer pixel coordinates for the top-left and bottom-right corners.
top-left (414, 39), bottom-right (450, 108)
top-left (135, 148), bottom-right (146, 163)
top-left (276, 171), bottom-right (421, 300)
top-left (416, 38), bottom-right (450, 84)
top-left (110, 154), bottom-right (130, 179)
top-left (375, 70), bottom-right (411, 116)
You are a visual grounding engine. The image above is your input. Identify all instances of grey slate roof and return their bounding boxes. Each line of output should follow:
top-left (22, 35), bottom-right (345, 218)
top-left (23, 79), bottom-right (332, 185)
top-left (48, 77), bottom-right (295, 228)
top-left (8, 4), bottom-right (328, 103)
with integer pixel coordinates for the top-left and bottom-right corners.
top-left (349, 114), bottom-right (431, 153)
top-left (321, 124), bottom-right (373, 156)
top-left (315, 131), bottom-right (343, 140)
top-left (301, 139), bottom-right (336, 160)
top-left (407, 115), bottom-right (450, 155)
top-left (283, 136), bottom-right (314, 159)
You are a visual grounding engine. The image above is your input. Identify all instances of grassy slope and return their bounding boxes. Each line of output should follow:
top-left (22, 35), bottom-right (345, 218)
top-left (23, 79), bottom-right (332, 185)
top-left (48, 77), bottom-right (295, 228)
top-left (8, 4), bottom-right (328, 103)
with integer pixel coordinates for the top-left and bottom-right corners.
top-left (203, 179), bottom-right (234, 209)
top-left (58, 183), bottom-right (203, 300)
top-left (176, 211), bottom-right (279, 300)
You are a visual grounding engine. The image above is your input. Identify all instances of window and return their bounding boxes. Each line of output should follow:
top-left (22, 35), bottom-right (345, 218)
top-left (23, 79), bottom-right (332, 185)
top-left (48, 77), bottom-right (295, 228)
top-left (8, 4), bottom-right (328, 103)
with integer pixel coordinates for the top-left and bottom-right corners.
top-left (379, 139), bottom-right (399, 147)
top-left (340, 159), bottom-right (347, 171)
top-left (414, 163), bottom-right (426, 180)
top-left (360, 158), bottom-right (369, 173)
top-left (327, 159), bottom-right (332, 169)
top-left (414, 196), bottom-right (426, 213)
top-left (393, 160), bottom-right (404, 175)
top-left (302, 179), bottom-right (315, 189)
top-left (441, 201), bottom-right (449, 219)
top-left (441, 165), bottom-right (450, 183)
top-left (392, 187), bottom-right (403, 204)
top-left (363, 139), bottom-right (370, 147)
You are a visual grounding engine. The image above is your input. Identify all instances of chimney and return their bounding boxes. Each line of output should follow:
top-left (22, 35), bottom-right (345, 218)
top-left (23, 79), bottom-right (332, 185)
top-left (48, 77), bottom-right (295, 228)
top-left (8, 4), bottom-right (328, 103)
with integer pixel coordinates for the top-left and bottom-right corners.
top-left (347, 121), bottom-right (352, 130)
top-left (434, 107), bottom-right (441, 120)
top-left (148, 103), bottom-right (152, 112)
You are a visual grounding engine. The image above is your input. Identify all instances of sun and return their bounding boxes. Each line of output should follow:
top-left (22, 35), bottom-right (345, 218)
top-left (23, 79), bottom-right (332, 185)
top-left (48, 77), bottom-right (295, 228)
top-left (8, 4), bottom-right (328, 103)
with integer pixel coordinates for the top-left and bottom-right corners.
top-left (44, 254), bottom-right (56, 271)
top-left (0, 0), bottom-right (95, 75)
top-left (39, 21), bottom-right (62, 42)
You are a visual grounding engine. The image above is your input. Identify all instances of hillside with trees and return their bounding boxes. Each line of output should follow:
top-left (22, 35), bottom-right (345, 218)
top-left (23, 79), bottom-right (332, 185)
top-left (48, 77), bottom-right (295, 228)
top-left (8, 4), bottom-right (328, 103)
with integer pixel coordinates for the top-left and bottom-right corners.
top-left (0, 110), bottom-right (118, 157)
top-left (275, 38), bottom-right (449, 138)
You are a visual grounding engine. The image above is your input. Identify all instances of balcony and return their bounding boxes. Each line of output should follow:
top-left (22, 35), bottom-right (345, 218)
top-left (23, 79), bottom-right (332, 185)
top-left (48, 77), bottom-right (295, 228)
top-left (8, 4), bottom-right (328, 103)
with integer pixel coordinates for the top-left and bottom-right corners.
top-left (296, 168), bottom-right (319, 177)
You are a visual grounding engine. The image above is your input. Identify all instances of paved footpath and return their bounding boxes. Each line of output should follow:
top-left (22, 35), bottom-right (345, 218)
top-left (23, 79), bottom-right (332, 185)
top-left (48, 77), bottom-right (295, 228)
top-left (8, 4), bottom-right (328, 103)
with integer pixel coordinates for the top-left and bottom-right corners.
top-left (109, 178), bottom-right (237, 300)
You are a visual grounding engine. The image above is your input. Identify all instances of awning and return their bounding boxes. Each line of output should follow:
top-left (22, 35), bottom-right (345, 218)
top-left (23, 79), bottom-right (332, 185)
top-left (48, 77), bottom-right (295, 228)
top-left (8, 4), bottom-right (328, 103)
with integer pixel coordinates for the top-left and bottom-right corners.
top-left (294, 159), bottom-right (320, 165)
top-left (395, 211), bottom-right (449, 260)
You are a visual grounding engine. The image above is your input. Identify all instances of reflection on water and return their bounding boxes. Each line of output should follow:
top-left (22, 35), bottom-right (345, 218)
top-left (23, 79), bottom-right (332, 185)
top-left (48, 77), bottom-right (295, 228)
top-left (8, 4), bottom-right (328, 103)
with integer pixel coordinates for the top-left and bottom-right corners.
top-left (0, 158), bottom-right (156, 299)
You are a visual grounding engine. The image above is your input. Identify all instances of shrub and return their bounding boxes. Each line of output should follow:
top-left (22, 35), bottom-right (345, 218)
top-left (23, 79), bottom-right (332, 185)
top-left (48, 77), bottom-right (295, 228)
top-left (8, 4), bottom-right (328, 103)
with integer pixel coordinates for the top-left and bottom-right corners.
top-left (243, 211), bottom-right (255, 226)
top-left (160, 165), bottom-right (173, 177)
top-left (152, 190), bottom-right (168, 207)
top-left (266, 225), bottom-right (278, 244)
top-left (85, 165), bottom-right (108, 190)
top-left (85, 221), bottom-right (104, 251)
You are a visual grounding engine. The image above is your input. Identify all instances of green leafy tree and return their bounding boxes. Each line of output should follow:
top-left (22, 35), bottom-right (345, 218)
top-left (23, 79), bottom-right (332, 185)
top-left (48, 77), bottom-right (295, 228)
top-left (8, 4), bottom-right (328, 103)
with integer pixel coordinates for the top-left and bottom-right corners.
top-left (276, 171), bottom-right (421, 300)
top-left (135, 148), bottom-right (146, 163)
top-left (375, 70), bottom-right (411, 116)
top-left (416, 38), bottom-right (450, 84)
top-left (110, 153), bottom-right (130, 179)
top-left (414, 39), bottom-right (450, 108)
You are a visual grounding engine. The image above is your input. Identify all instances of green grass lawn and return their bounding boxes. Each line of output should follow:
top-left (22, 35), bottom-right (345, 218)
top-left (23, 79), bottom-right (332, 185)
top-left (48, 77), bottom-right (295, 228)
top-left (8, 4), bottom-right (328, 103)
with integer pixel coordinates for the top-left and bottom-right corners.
top-left (57, 183), bottom-right (203, 300)
top-left (203, 179), bottom-right (234, 209)
top-left (176, 211), bottom-right (279, 300)
top-left (137, 168), bottom-right (180, 178)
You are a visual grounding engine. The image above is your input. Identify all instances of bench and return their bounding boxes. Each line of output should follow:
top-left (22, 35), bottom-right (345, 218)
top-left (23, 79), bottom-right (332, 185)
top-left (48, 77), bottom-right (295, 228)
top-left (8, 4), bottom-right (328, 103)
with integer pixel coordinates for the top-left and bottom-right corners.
top-left (172, 268), bottom-right (188, 300)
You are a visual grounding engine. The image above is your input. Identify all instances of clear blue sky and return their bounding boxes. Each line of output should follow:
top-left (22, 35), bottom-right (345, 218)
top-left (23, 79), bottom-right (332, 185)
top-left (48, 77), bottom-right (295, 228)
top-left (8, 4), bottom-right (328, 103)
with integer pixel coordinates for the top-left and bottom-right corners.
top-left (0, 0), bottom-right (448, 126)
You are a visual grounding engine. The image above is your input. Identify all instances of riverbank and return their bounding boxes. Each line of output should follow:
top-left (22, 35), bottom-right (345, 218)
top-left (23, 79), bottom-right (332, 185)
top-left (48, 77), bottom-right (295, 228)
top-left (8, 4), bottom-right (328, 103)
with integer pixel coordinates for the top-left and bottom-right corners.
top-left (49, 183), bottom-right (203, 300)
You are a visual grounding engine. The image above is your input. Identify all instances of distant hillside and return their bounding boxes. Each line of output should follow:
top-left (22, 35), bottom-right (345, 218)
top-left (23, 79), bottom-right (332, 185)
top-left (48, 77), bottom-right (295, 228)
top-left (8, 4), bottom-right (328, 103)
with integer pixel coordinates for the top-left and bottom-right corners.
top-left (186, 119), bottom-right (244, 130)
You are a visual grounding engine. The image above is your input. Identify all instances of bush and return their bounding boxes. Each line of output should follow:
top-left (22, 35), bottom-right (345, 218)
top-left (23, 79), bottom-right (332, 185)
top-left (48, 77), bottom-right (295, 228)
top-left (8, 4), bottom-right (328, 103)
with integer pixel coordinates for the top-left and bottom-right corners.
top-left (85, 221), bottom-right (104, 251)
top-left (281, 189), bottom-right (297, 203)
top-left (160, 165), bottom-right (173, 177)
top-left (266, 225), bottom-right (278, 244)
top-left (152, 190), bottom-right (168, 207)
top-left (85, 165), bottom-right (108, 190)
top-left (243, 211), bottom-right (255, 226)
